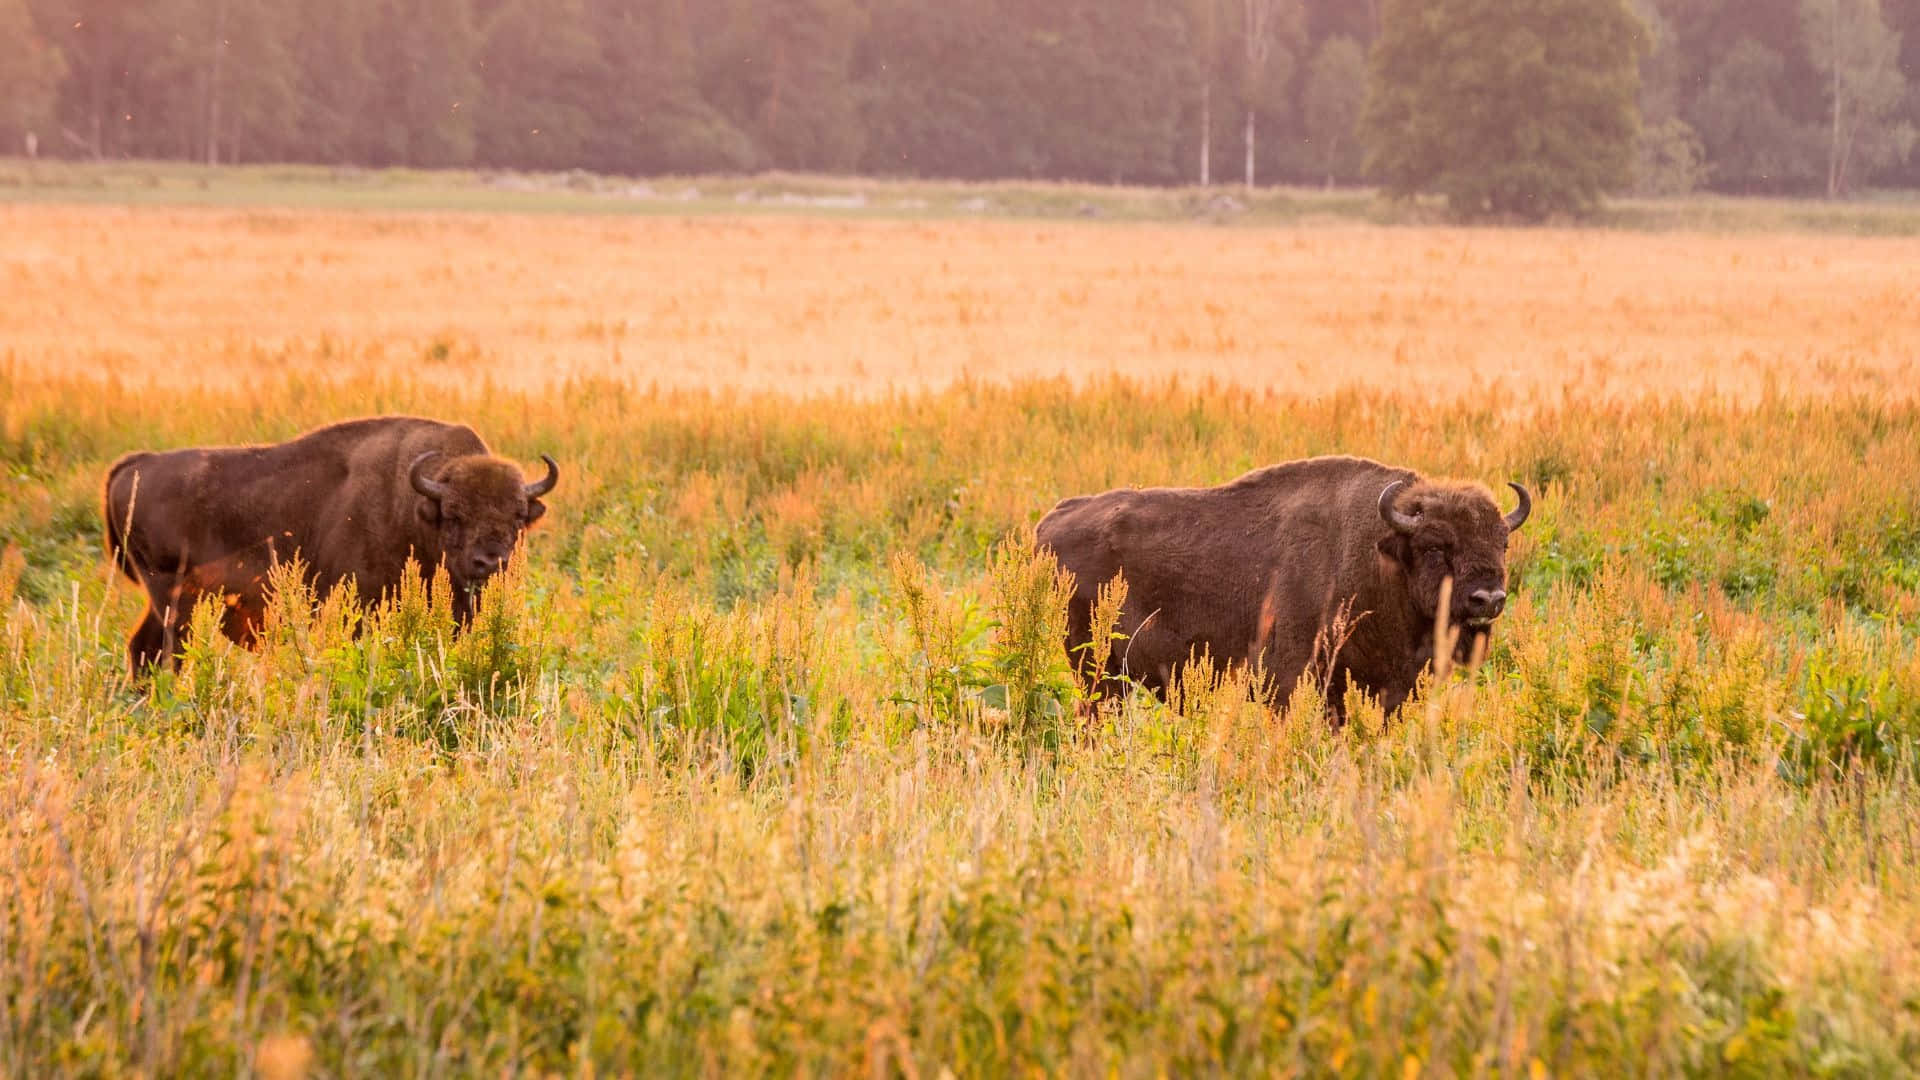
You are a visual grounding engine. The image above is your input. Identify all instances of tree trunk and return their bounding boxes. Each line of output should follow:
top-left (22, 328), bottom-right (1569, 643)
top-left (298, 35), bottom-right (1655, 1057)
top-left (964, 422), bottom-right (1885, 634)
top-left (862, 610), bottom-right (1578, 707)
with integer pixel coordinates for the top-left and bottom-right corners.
top-left (1838, 113), bottom-right (1859, 197)
top-left (87, 30), bottom-right (106, 159)
top-left (1239, 0), bottom-right (1271, 191)
top-left (206, 0), bottom-right (229, 166)
top-left (1828, 0), bottom-right (1842, 198)
top-left (1200, 80), bottom-right (1212, 186)
top-left (1243, 107), bottom-right (1256, 188)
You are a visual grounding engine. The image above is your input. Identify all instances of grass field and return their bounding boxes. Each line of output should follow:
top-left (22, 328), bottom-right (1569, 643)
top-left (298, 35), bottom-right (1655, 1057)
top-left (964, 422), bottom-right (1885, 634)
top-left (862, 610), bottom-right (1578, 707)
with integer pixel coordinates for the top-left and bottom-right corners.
top-left (4, 186), bottom-right (1920, 1075)
top-left (9, 201), bottom-right (1920, 399)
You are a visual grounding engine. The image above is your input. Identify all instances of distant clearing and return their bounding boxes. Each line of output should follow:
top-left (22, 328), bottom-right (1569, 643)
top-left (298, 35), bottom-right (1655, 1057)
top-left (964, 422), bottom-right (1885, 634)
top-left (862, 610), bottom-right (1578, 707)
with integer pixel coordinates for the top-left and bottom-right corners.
top-left (6, 202), bottom-right (1917, 401)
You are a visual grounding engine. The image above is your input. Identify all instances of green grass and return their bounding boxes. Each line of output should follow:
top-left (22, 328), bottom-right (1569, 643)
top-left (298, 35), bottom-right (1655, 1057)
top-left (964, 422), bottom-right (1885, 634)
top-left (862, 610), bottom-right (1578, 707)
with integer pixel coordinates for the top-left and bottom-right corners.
top-left (8, 158), bottom-right (1920, 233)
top-left (4, 374), bottom-right (1920, 1074)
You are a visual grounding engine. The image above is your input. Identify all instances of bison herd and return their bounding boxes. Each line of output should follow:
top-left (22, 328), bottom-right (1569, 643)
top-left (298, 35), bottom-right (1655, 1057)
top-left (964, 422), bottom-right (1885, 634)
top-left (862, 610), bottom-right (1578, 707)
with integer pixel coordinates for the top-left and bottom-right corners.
top-left (103, 415), bottom-right (1532, 715)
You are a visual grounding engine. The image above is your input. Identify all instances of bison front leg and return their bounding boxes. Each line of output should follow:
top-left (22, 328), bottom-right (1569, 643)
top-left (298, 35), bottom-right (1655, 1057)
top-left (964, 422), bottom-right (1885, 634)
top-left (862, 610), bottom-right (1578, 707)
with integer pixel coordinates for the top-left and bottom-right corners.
top-left (219, 591), bottom-right (267, 649)
top-left (451, 588), bottom-right (476, 628)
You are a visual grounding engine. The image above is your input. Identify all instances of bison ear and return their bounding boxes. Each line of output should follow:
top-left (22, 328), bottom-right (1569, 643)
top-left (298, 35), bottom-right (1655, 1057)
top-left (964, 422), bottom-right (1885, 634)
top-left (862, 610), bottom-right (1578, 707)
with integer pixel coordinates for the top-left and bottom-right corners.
top-left (1375, 532), bottom-right (1412, 572)
top-left (524, 499), bottom-right (547, 524)
top-left (416, 498), bottom-right (441, 526)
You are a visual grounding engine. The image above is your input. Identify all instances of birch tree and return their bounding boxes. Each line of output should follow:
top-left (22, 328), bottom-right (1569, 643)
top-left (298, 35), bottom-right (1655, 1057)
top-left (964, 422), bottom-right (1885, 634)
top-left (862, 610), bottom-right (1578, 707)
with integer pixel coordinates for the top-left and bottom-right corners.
top-left (1800, 0), bottom-right (1915, 195)
top-left (0, 0), bottom-right (64, 153)
top-left (1303, 34), bottom-right (1366, 187)
top-left (1192, 0), bottom-right (1220, 184)
top-left (1235, 0), bottom-right (1303, 188)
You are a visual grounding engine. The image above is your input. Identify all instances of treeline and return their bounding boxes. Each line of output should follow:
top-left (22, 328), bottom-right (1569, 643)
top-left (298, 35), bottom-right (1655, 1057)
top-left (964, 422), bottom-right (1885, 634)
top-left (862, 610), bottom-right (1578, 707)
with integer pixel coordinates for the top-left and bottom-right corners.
top-left (4, 0), bottom-right (1918, 194)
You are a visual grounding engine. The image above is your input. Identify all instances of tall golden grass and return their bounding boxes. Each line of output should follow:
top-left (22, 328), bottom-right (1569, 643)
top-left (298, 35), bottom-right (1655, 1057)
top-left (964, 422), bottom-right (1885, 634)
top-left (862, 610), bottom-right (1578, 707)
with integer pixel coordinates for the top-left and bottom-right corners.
top-left (1, 204), bottom-right (1919, 1074)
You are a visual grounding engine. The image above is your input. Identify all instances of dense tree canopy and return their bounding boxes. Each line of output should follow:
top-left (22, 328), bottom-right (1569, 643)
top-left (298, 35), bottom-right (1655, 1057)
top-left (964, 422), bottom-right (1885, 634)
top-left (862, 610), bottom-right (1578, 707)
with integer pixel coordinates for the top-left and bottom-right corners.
top-left (0, 0), bottom-right (64, 152)
top-left (1363, 0), bottom-right (1646, 219)
top-left (9, 0), bottom-right (1919, 198)
top-left (1303, 35), bottom-right (1367, 186)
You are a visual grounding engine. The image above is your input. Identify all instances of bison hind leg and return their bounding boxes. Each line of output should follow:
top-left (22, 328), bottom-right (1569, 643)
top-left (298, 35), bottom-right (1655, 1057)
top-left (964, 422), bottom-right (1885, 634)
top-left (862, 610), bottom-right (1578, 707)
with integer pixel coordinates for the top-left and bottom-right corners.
top-left (127, 607), bottom-right (169, 679)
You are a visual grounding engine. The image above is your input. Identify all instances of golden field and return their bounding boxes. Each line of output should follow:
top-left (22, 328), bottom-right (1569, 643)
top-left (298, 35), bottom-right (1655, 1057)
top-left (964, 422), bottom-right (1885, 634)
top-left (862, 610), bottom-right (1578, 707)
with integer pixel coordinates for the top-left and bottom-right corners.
top-left (6, 203), bottom-right (1918, 399)
top-left (3, 197), bottom-right (1920, 1075)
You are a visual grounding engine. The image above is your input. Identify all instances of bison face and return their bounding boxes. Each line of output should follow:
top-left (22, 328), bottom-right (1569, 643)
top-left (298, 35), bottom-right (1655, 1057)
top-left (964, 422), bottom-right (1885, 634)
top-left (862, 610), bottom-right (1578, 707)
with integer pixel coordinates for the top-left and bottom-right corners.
top-left (411, 452), bottom-right (559, 591)
top-left (1376, 478), bottom-right (1531, 632)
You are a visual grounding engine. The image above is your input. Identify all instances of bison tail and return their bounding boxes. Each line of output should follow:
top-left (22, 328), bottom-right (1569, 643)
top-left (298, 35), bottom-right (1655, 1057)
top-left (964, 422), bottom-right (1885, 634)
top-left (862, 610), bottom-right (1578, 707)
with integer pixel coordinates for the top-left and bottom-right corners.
top-left (102, 456), bottom-right (144, 583)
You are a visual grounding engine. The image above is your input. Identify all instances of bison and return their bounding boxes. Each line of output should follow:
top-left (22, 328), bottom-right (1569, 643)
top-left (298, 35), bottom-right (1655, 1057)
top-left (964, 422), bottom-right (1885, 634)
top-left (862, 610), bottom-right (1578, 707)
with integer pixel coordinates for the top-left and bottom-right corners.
top-left (103, 416), bottom-right (558, 677)
top-left (1036, 455), bottom-right (1530, 716)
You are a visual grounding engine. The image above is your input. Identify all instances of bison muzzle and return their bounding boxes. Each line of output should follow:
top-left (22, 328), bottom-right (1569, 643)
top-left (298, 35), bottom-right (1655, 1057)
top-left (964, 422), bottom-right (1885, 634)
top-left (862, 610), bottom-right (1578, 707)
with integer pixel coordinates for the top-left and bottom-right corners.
top-left (102, 416), bottom-right (559, 677)
top-left (1036, 455), bottom-right (1531, 717)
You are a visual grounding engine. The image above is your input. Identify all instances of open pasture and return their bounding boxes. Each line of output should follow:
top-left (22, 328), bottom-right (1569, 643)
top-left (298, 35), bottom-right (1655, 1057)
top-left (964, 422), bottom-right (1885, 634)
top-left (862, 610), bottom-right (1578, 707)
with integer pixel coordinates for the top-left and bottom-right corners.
top-left (6, 203), bottom-right (1919, 399)
top-left (3, 202), bottom-right (1920, 1075)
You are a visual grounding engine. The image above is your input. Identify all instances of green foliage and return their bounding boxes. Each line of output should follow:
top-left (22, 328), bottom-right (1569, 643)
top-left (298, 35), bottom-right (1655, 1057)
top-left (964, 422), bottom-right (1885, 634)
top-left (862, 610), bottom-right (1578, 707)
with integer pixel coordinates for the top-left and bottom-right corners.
top-left (1074, 572), bottom-right (1130, 701)
top-left (1800, 0), bottom-right (1917, 194)
top-left (621, 571), bottom-right (822, 779)
top-left (1635, 116), bottom-right (1711, 196)
top-left (339, 0), bottom-right (480, 166)
top-left (473, 0), bottom-right (601, 170)
top-left (981, 534), bottom-right (1076, 750)
top-left (1363, 0), bottom-right (1648, 219)
top-left (284, 0), bottom-right (376, 163)
top-left (1302, 35), bottom-right (1368, 186)
top-left (1691, 39), bottom-right (1824, 194)
top-left (703, 0), bottom-right (866, 172)
top-left (0, 0), bottom-right (63, 149)
top-left (859, 0), bottom-right (1200, 184)
top-left (14, 0), bottom-right (1920, 194)
top-left (883, 539), bottom-right (1077, 751)
top-left (1787, 632), bottom-right (1920, 780)
top-left (887, 551), bottom-right (993, 725)
top-left (448, 557), bottom-right (539, 703)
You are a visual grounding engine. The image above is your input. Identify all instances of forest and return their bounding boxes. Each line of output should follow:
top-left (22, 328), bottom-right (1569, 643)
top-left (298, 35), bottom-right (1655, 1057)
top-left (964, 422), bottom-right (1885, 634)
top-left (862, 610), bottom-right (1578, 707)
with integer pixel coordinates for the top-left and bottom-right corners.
top-left (4, 0), bottom-right (1918, 197)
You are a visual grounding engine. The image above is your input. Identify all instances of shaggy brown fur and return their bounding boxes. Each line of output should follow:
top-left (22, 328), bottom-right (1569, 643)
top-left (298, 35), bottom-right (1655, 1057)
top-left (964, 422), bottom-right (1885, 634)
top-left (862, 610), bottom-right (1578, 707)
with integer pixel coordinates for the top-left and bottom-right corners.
top-left (1036, 455), bottom-right (1530, 717)
top-left (102, 416), bottom-right (557, 677)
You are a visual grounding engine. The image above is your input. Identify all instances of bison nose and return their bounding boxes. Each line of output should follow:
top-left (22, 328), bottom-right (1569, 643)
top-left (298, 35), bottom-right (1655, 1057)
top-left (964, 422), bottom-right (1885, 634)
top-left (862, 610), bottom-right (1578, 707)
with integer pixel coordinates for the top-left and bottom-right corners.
top-left (469, 551), bottom-right (504, 578)
top-left (1466, 588), bottom-right (1507, 619)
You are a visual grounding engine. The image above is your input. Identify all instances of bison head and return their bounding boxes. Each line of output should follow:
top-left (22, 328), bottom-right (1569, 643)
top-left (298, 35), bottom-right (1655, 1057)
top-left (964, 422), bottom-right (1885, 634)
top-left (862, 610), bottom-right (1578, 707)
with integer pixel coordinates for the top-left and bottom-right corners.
top-left (410, 452), bottom-right (558, 590)
top-left (1376, 477), bottom-right (1530, 632)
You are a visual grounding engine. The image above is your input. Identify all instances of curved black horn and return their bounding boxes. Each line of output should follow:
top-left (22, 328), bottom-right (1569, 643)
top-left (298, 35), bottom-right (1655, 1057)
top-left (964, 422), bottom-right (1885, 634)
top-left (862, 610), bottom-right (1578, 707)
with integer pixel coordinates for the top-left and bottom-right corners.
top-left (1377, 480), bottom-right (1420, 534)
top-left (409, 452), bottom-right (451, 501)
top-left (1503, 481), bottom-right (1532, 531)
top-left (523, 454), bottom-right (559, 498)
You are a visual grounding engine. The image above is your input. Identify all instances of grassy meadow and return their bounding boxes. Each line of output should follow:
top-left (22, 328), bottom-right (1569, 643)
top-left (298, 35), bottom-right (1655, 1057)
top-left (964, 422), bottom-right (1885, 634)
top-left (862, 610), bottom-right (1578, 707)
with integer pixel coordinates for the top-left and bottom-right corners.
top-left (3, 191), bottom-right (1920, 1075)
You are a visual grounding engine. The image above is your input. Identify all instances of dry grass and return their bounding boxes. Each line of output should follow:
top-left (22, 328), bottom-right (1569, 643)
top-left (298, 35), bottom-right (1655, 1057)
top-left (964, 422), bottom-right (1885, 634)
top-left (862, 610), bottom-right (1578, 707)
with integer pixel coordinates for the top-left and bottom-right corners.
top-left (2, 203), bottom-right (1920, 1075)
top-left (5, 204), bottom-right (1918, 400)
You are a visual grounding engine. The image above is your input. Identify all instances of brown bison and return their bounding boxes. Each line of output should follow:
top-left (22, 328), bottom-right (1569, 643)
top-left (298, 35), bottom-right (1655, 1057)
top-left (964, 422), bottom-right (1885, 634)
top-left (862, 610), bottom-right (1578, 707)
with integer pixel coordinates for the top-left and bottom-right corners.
top-left (103, 416), bottom-right (558, 676)
top-left (1036, 455), bottom-right (1530, 716)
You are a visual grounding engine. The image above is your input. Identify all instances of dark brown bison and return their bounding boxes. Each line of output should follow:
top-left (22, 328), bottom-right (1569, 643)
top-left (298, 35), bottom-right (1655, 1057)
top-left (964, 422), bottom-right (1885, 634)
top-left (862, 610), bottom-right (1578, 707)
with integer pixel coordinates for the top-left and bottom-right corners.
top-left (103, 416), bottom-right (558, 676)
top-left (1036, 455), bottom-right (1531, 716)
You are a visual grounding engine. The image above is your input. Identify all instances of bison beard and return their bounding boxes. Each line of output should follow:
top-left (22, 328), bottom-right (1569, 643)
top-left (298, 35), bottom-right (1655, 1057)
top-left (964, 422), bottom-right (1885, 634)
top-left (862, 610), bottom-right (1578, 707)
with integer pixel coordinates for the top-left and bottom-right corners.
top-left (102, 416), bottom-right (558, 678)
top-left (1036, 455), bottom-right (1530, 718)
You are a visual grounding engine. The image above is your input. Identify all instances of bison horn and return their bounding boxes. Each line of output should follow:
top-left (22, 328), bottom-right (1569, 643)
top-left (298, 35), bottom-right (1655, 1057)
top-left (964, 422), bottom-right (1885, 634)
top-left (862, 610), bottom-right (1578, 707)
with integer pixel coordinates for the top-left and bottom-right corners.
top-left (409, 452), bottom-right (452, 501)
top-left (1377, 480), bottom-right (1420, 534)
top-left (1504, 481), bottom-right (1532, 531)
top-left (523, 454), bottom-right (559, 498)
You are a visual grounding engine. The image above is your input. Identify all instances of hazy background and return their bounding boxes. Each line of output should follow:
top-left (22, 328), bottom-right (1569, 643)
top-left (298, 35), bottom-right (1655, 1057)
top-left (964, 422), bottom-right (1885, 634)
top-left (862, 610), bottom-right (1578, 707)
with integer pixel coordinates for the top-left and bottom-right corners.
top-left (5, 0), bottom-right (1918, 197)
